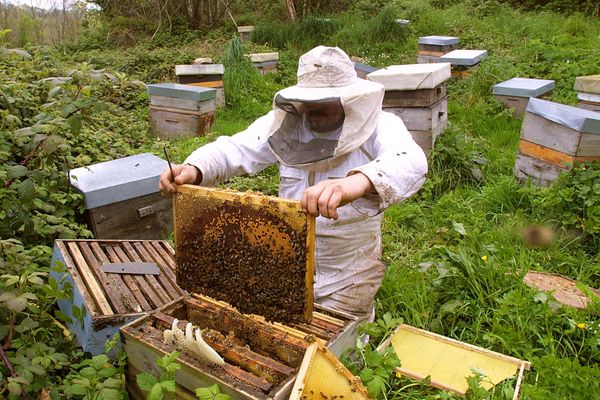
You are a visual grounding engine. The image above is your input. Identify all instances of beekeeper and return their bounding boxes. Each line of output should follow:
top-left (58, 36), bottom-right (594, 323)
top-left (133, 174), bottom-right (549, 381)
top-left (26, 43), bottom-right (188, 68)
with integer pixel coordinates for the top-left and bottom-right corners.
top-left (159, 46), bottom-right (428, 323)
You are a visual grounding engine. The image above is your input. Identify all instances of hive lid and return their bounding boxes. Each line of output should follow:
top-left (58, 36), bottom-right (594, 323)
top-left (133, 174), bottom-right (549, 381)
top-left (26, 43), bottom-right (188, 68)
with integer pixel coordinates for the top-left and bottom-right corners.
top-left (367, 63), bottom-right (451, 90)
top-left (69, 153), bottom-right (167, 209)
top-left (418, 35), bottom-right (459, 45)
top-left (440, 49), bottom-right (488, 66)
top-left (526, 97), bottom-right (600, 135)
top-left (574, 74), bottom-right (600, 94)
top-left (237, 25), bottom-right (255, 33)
top-left (175, 64), bottom-right (224, 76)
top-left (290, 341), bottom-right (370, 400)
top-left (173, 185), bottom-right (315, 324)
top-left (523, 271), bottom-right (600, 309)
top-left (354, 62), bottom-right (379, 75)
top-left (246, 52), bottom-right (279, 62)
top-left (493, 78), bottom-right (555, 98)
top-left (382, 324), bottom-right (531, 395)
top-left (147, 83), bottom-right (216, 101)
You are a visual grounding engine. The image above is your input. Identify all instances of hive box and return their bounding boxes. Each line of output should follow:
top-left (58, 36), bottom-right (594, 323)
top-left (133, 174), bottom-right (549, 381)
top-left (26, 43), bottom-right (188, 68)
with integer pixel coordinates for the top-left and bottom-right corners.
top-left (50, 239), bottom-right (182, 355)
top-left (69, 153), bottom-right (172, 240)
top-left (238, 25), bottom-right (255, 41)
top-left (493, 78), bottom-right (555, 116)
top-left (417, 36), bottom-right (459, 63)
top-left (574, 74), bottom-right (600, 112)
top-left (147, 83), bottom-right (216, 139)
top-left (247, 52), bottom-right (279, 75)
top-left (440, 49), bottom-right (487, 77)
top-left (515, 98), bottom-right (600, 186)
top-left (175, 64), bottom-right (225, 108)
top-left (121, 186), bottom-right (359, 399)
top-left (367, 63), bottom-right (451, 155)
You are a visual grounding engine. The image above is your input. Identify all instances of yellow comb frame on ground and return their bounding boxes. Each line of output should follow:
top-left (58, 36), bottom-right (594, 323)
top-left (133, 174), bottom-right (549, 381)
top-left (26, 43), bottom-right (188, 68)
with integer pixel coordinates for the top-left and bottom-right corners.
top-left (290, 341), bottom-right (370, 400)
top-left (378, 324), bottom-right (531, 398)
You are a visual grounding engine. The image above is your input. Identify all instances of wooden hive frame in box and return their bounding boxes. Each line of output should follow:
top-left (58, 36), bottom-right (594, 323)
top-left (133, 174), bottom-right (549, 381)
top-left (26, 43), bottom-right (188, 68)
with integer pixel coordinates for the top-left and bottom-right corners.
top-left (50, 239), bottom-right (183, 355)
top-left (121, 185), bottom-right (359, 399)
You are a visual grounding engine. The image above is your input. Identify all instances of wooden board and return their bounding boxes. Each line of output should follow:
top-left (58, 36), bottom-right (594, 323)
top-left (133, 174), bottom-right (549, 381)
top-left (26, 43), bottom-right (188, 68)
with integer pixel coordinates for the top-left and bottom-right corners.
top-left (173, 185), bottom-right (315, 324)
top-left (50, 239), bottom-right (182, 355)
top-left (495, 95), bottom-right (530, 117)
top-left (409, 114), bottom-right (448, 156)
top-left (514, 151), bottom-right (567, 186)
top-left (150, 95), bottom-right (216, 113)
top-left (88, 192), bottom-right (173, 240)
top-left (524, 271), bottom-right (600, 309)
top-left (149, 108), bottom-right (215, 139)
top-left (417, 54), bottom-right (441, 64)
top-left (521, 112), bottom-right (600, 157)
top-left (384, 96), bottom-right (447, 131)
top-left (577, 101), bottom-right (600, 113)
top-left (377, 324), bottom-right (531, 397)
top-left (519, 140), bottom-right (600, 168)
top-left (418, 43), bottom-right (458, 53)
top-left (383, 83), bottom-right (447, 108)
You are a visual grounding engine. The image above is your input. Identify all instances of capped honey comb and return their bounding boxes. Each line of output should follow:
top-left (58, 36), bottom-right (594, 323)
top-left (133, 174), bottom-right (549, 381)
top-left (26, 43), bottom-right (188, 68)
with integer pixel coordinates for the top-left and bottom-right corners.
top-left (173, 185), bottom-right (315, 323)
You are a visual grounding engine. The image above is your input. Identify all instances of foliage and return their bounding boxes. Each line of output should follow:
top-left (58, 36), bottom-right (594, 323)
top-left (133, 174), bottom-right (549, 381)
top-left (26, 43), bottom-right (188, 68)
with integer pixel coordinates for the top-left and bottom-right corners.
top-left (136, 352), bottom-right (180, 400)
top-left (196, 384), bottom-right (231, 400)
top-left (534, 162), bottom-right (600, 251)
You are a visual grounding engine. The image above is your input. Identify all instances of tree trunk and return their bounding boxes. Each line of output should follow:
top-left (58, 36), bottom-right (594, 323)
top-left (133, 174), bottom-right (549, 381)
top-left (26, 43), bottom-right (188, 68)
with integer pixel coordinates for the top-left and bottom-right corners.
top-left (284, 0), bottom-right (296, 21)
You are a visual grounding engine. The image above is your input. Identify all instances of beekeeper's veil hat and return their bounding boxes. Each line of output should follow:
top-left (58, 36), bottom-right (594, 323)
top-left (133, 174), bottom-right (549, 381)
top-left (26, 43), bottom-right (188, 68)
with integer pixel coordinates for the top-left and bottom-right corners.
top-left (267, 46), bottom-right (384, 171)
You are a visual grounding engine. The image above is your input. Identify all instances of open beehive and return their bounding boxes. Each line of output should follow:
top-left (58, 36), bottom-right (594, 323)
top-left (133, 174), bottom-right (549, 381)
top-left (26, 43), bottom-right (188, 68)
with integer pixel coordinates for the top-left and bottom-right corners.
top-left (121, 185), bottom-right (359, 399)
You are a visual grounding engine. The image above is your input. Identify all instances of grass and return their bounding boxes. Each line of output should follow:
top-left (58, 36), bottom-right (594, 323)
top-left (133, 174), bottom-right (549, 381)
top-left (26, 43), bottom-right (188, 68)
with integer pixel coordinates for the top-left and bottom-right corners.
top-left (27, 0), bottom-right (600, 398)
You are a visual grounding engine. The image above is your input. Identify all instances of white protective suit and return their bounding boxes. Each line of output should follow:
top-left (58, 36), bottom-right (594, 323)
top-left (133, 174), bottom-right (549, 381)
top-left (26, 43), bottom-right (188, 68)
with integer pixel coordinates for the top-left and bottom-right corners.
top-left (184, 46), bottom-right (427, 322)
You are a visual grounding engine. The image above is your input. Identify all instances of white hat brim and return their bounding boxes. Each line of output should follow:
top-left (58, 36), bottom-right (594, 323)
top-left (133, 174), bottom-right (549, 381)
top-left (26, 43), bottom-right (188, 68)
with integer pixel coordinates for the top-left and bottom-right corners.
top-left (276, 78), bottom-right (383, 102)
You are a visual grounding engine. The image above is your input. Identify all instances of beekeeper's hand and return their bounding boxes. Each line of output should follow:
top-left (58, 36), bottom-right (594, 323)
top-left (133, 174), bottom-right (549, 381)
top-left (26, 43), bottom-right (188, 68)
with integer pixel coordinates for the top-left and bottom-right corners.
top-left (301, 173), bottom-right (374, 220)
top-left (158, 164), bottom-right (202, 195)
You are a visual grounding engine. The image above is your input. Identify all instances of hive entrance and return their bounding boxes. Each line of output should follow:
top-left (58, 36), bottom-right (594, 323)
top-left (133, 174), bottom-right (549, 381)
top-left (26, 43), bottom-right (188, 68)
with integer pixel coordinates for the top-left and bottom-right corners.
top-left (173, 185), bottom-right (315, 323)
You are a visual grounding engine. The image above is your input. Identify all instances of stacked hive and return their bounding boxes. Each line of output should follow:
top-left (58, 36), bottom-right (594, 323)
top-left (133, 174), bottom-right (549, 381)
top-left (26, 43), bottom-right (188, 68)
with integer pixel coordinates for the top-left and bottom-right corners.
top-left (574, 74), bottom-right (600, 112)
top-left (247, 52), bottom-right (279, 75)
top-left (493, 78), bottom-right (555, 117)
top-left (367, 63), bottom-right (451, 155)
top-left (148, 83), bottom-right (216, 139)
top-left (440, 50), bottom-right (487, 78)
top-left (515, 98), bottom-right (600, 186)
top-left (175, 63), bottom-right (226, 108)
top-left (417, 36), bottom-right (459, 64)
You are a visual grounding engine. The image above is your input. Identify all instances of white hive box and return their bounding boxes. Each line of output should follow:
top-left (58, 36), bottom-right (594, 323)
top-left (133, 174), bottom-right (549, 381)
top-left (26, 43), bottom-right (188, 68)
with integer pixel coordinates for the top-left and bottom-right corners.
top-left (69, 153), bottom-right (172, 239)
top-left (237, 25), bottom-right (255, 41)
top-left (515, 98), bottom-right (600, 186)
top-left (368, 63), bottom-right (451, 155)
top-left (247, 52), bottom-right (279, 75)
top-left (147, 83), bottom-right (216, 138)
top-left (175, 64), bottom-right (226, 108)
top-left (574, 74), bottom-right (600, 112)
top-left (493, 78), bottom-right (555, 116)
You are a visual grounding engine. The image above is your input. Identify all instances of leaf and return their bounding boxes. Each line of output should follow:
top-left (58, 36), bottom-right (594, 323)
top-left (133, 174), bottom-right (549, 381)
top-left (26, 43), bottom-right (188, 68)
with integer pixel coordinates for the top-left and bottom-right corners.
top-left (91, 354), bottom-right (109, 370)
top-left (366, 375), bottom-right (386, 398)
top-left (97, 366), bottom-right (118, 378)
top-left (41, 135), bottom-right (65, 155)
top-left (69, 384), bottom-right (88, 396)
top-left (27, 363), bottom-right (46, 375)
top-left (48, 86), bottom-right (63, 99)
top-left (196, 384), bottom-right (223, 400)
top-left (160, 380), bottom-right (176, 392)
top-left (136, 372), bottom-right (158, 392)
top-left (359, 367), bottom-right (374, 382)
top-left (7, 381), bottom-right (22, 395)
top-left (79, 366), bottom-right (97, 378)
top-left (452, 221), bottom-right (467, 236)
top-left (69, 115), bottom-right (83, 135)
top-left (7, 165), bottom-right (28, 179)
top-left (97, 388), bottom-right (122, 400)
top-left (0, 291), bottom-right (15, 302)
top-left (533, 291), bottom-right (548, 303)
top-left (148, 384), bottom-right (163, 400)
top-left (18, 179), bottom-right (35, 202)
top-left (14, 127), bottom-right (35, 137)
top-left (102, 377), bottom-right (123, 389)
top-left (4, 294), bottom-right (28, 312)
